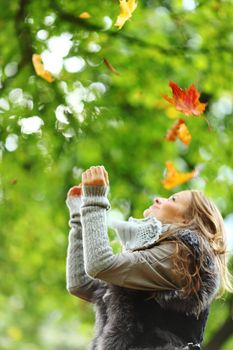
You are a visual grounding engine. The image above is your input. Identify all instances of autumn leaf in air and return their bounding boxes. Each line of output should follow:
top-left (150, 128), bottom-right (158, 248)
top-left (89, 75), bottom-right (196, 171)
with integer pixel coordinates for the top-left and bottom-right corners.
top-left (162, 161), bottom-right (198, 190)
top-left (163, 81), bottom-right (207, 116)
top-left (79, 12), bottom-right (91, 19)
top-left (166, 119), bottom-right (192, 145)
top-left (32, 54), bottom-right (54, 83)
top-left (103, 58), bottom-right (120, 76)
top-left (178, 123), bottom-right (192, 145)
top-left (166, 119), bottom-right (184, 142)
top-left (115, 0), bottom-right (137, 30)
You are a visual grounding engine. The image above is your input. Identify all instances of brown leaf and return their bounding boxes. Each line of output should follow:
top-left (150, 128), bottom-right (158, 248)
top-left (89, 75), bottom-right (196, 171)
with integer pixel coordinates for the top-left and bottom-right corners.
top-left (103, 58), bottom-right (120, 76)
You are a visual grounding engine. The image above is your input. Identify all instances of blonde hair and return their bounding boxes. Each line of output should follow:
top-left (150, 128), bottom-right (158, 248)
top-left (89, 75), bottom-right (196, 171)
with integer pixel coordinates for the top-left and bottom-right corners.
top-left (187, 190), bottom-right (233, 296)
top-left (158, 190), bottom-right (233, 297)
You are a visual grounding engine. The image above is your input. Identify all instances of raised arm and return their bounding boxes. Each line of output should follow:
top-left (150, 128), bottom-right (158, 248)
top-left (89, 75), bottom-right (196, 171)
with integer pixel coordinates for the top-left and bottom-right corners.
top-left (66, 185), bottom-right (103, 302)
top-left (80, 165), bottom-right (117, 279)
top-left (80, 166), bottom-right (186, 292)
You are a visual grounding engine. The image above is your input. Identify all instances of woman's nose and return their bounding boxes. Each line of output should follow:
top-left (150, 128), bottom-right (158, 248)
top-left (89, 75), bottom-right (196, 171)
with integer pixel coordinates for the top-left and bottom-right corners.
top-left (154, 197), bottom-right (165, 205)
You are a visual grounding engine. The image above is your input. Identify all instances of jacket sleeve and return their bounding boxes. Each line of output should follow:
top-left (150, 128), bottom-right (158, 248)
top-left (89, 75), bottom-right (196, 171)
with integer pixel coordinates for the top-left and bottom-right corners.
top-left (80, 185), bottom-right (185, 291)
top-left (95, 241), bottom-right (186, 291)
top-left (66, 195), bottom-right (103, 302)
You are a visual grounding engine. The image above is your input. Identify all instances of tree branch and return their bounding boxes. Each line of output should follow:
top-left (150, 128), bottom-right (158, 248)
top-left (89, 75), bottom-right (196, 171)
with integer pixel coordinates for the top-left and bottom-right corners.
top-left (204, 296), bottom-right (233, 350)
top-left (15, 0), bottom-right (34, 66)
top-left (52, 1), bottom-right (233, 55)
top-left (204, 316), bottom-right (233, 350)
top-left (51, 1), bottom-right (186, 56)
top-left (0, 0), bottom-right (33, 93)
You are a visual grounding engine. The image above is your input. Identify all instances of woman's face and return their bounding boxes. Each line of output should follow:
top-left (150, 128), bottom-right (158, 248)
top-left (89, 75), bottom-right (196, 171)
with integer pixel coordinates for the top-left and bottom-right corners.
top-left (143, 190), bottom-right (192, 224)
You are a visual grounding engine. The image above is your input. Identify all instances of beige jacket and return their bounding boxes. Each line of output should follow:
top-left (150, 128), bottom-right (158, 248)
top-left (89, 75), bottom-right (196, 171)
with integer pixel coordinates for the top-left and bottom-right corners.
top-left (95, 241), bottom-right (184, 291)
top-left (66, 187), bottom-right (185, 303)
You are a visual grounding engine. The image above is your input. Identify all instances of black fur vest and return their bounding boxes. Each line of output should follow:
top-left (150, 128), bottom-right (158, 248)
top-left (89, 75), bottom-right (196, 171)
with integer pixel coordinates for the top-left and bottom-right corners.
top-left (89, 229), bottom-right (219, 350)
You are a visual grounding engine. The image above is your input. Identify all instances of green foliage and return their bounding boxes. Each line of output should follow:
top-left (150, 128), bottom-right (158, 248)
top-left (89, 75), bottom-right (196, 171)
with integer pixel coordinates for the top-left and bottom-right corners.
top-left (0, 0), bottom-right (233, 349)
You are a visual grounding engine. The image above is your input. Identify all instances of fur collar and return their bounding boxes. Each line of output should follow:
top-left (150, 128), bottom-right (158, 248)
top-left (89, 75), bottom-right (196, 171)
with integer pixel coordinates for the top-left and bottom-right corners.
top-left (153, 229), bottom-right (220, 317)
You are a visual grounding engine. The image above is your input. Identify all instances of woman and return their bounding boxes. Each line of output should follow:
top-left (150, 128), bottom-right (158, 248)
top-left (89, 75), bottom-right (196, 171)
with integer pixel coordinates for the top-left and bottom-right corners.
top-left (66, 165), bottom-right (232, 350)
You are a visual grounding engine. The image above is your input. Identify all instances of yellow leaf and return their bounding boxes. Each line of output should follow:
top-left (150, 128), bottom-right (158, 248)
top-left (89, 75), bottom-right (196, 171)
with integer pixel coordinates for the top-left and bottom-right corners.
top-left (115, 0), bottom-right (137, 30)
top-left (166, 119), bottom-right (192, 145)
top-left (79, 12), bottom-right (91, 19)
top-left (178, 123), bottom-right (192, 145)
top-left (162, 161), bottom-right (197, 190)
top-left (32, 54), bottom-right (54, 83)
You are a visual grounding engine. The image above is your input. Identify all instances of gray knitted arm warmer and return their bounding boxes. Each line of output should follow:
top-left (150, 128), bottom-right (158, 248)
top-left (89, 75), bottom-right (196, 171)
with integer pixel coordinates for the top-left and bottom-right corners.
top-left (66, 196), bottom-right (96, 291)
top-left (81, 185), bottom-right (115, 278)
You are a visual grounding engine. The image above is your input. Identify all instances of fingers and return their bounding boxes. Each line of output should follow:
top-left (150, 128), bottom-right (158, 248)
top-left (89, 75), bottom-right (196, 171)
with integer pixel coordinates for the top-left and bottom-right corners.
top-left (82, 166), bottom-right (106, 186)
top-left (94, 165), bottom-right (109, 185)
top-left (82, 165), bottom-right (109, 186)
top-left (68, 166), bottom-right (109, 192)
top-left (67, 183), bottom-right (82, 197)
top-left (101, 166), bottom-right (109, 185)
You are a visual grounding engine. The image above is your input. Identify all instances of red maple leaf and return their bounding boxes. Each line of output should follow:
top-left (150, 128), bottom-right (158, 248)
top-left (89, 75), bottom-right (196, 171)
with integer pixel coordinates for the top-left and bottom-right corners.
top-left (163, 81), bottom-right (207, 116)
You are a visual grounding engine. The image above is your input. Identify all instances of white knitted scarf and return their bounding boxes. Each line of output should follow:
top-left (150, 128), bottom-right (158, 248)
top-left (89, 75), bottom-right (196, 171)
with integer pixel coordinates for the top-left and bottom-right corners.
top-left (109, 216), bottom-right (171, 251)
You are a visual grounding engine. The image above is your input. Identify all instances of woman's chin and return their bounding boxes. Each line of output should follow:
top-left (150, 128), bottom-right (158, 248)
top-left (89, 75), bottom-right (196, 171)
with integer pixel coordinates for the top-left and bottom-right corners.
top-left (143, 209), bottom-right (150, 217)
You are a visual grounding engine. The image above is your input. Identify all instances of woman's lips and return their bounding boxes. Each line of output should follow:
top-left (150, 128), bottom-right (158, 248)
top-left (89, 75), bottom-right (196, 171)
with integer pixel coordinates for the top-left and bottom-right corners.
top-left (150, 204), bottom-right (159, 209)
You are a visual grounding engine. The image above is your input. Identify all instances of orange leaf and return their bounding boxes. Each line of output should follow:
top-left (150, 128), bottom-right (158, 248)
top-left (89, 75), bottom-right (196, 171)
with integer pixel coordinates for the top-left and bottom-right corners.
top-left (162, 161), bottom-right (197, 190)
top-left (103, 58), bottom-right (120, 76)
top-left (178, 123), bottom-right (192, 145)
top-left (32, 54), bottom-right (54, 83)
top-left (79, 12), bottom-right (91, 19)
top-left (165, 119), bottom-right (184, 142)
top-left (163, 81), bottom-right (207, 116)
top-left (165, 119), bottom-right (192, 145)
top-left (115, 0), bottom-right (137, 30)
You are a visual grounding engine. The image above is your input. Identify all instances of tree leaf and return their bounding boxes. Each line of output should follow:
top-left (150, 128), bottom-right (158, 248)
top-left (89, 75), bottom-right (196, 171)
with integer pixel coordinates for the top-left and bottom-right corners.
top-left (32, 54), bottom-right (54, 83)
top-left (162, 161), bottom-right (198, 190)
top-left (163, 81), bottom-right (207, 116)
top-left (103, 58), bottom-right (120, 75)
top-left (115, 0), bottom-right (137, 30)
top-left (178, 122), bottom-right (192, 145)
top-left (165, 119), bottom-right (191, 145)
top-left (79, 12), bottom-right (91, 19)
top-left (166, 118), bottom-right (184, 142)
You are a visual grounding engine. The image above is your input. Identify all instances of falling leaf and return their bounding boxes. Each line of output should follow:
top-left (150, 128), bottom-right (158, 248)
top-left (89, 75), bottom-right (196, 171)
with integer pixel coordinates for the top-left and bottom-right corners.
top-left (32, 54), bottom-right (54, 83)
top-left (115, 0), bottom-right (137, 30)
top-left (103, 58), bottom-right (120, 76)
top-left (10, 179), bottom-right (18, 185)
top-left (163, 81), bottom-right (207, 116)
top-left (166, 119), bottom-right (191, 145)
top-left (178, 123), bottom-right (192, 145)
top-left (166, 119), bottom-right (184, 142)
top-left (162, 161), bottom-right (198, 190)
top-left (79, 12), bottom-right (91, 19)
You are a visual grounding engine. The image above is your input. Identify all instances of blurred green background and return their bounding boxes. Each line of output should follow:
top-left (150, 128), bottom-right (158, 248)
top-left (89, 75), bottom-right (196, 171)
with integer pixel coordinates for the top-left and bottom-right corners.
top-left (0, 0), bottom-right (233, 349)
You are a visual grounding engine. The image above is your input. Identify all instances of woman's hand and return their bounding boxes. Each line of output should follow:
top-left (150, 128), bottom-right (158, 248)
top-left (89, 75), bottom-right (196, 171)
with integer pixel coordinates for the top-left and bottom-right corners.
top-left (67, 183), bottom-right (82, 197)
top-left (82, 166), bottom-right (109, 186)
